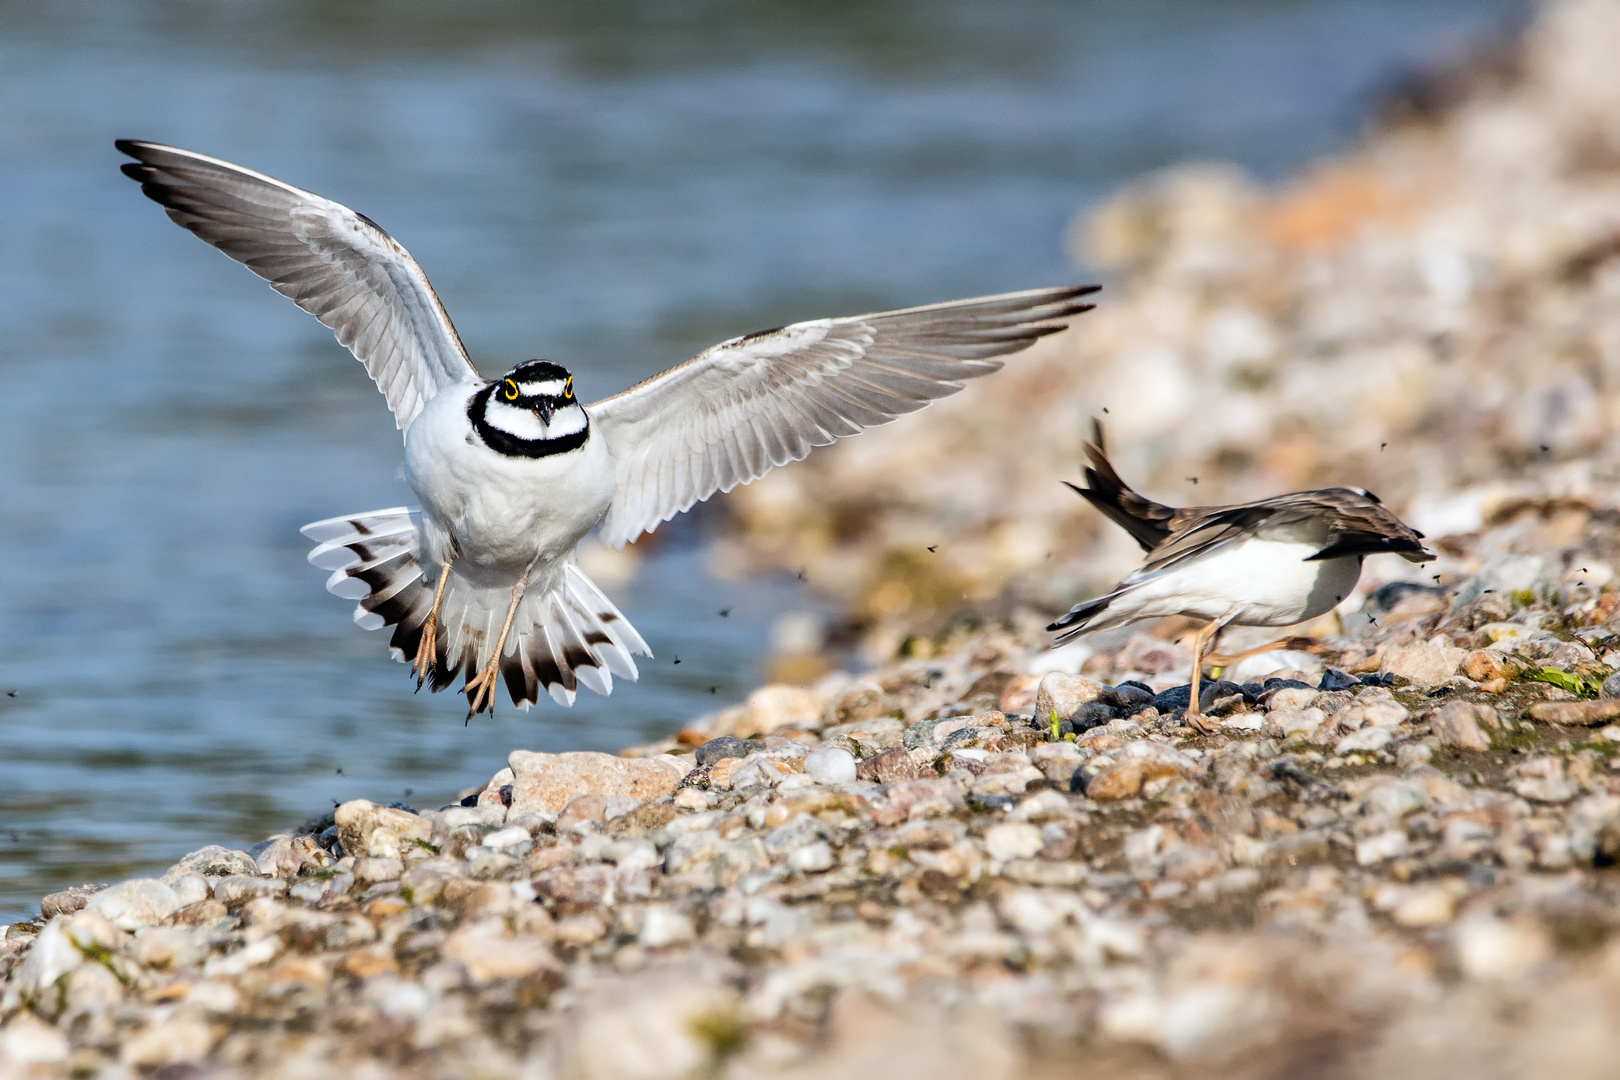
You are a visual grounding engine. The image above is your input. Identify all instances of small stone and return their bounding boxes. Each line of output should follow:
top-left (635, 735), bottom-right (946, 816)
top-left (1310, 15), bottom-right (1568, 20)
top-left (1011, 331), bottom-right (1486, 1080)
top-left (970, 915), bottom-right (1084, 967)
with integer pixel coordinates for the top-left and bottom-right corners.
top-left (1603, 673), bottom-right (1620, 700)
top-left (1396, 742), bottom-right (1434, 769)
top-left (1356, 829), bottom-right (1409, 865)
top-left (288, 874), bottom-right (353, 906)
top-left (334, 800), bottom-right (432, 860)
top-left (0, 1012), bottom-right (69, 1065)
top-left (120, 1014), bottom-right (219, 1067)
top-left (672, 788), bottom-right (710, 810)
top-left (252, 835), bottom-right (322, 879)
top-left (1453, 916), bottom-right (1550, 980)
top-left (210, 875), bottom-right (288, 907)
top-left (763, 814), bottom-right (831, 856)
top-left (557, 794), bottom-right (610, 830)
top-left (86, 878), bottom-right (181, 931)
top-left (733, 684), bottom-right (821, 738)
top-left (1430, 701), bottom-right (1495, 750)
top-left (39, 884), bottom-right (104, 919)
top-left (133, 927), bottom-right (209, 971)
top-left (443, 924), bottom-right (558, 984)
top-left (856, 747), bottom-right (920, 784)
top-left (1510, 757), bottom-right (1579, 803)
top-left (1391, 885), bottom-right (1456, 927)
top-left (1529, 700), bottom-right (1620, 726)
top-left (1317, 669), bottom-right (1359, 692)
top-left (507, 751), bottom-right (685, 815)
top-left (1265, 687), bottom-right (1318, 710)
top-left (1599, 725), bottom-right (1620, 744)
top-left (1380, 644), bottom-right (1466, 685)
top-left (1264, 706), bottom-right (1327, 740)
top-left (787, 842), bottom-right (836, 873)
top-left (155, 875), bottom-right (205, 911)
top-left (1034, 672), bottom-right (1103, 722)
top-left (1335, 726), bottom-right (1394, 755)
top-left (694, 736), bottom-right (752, 766)
top-left (351, 857), bottom-right (404, 885)
top-left (983, 823), bottom-right (1043, 862)
top-left (163, 845), bottom-right (259, 881)
top-left (1462, 650), bottom-right (1507, 683)
top-left (481, 825), bottom-right (532, 850)
top-left (638, 906), bottom-right (698, 947)
top-left (804, 746), bottom-right (857, 785)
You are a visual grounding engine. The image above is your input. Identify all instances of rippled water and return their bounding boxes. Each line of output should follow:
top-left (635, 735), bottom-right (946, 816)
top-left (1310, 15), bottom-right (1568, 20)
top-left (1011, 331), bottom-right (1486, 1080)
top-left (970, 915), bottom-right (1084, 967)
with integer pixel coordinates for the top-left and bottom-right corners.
top-left (0, 0), bottom-right (1518, 917)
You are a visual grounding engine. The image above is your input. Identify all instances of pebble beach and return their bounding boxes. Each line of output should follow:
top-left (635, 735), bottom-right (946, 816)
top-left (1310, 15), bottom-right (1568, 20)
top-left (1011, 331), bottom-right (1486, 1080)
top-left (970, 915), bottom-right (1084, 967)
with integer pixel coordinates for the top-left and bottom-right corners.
top-left (13, 2), bottom-right (1620, 1077)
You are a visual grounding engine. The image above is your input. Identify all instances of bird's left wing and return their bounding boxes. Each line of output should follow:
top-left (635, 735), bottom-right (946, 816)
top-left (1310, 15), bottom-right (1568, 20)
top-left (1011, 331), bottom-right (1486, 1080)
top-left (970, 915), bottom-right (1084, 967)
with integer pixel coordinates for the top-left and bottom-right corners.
top-left (1295, 490), bottom-right (1435, 563)
top-left (117, 140), bottom-right (481, 432)
top-left (587, 285), bottom-right (1097, 547)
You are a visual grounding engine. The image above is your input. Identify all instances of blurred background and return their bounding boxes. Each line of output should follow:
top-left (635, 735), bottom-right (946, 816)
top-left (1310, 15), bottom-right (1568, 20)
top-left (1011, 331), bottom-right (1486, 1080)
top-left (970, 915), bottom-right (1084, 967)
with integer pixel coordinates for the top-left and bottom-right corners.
top-left (0, 0), bottom-right (1521, 918)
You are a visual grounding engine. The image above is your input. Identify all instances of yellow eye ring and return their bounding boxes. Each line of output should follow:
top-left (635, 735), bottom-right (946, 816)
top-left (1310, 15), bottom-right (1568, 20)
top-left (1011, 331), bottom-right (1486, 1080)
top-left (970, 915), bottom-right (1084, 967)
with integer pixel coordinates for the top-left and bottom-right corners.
top-left (564, 376), bottom-right (573, 399)
top-left (503, 379), bottom-right (519, 400)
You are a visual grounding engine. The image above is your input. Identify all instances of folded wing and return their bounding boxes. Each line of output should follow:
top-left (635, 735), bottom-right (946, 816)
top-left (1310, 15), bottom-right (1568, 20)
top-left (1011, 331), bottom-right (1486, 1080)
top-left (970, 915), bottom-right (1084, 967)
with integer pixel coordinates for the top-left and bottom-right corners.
top-left (587, 285), bottom-right (1098, 547)
top-left (117, 140), bottom-right (480, 431)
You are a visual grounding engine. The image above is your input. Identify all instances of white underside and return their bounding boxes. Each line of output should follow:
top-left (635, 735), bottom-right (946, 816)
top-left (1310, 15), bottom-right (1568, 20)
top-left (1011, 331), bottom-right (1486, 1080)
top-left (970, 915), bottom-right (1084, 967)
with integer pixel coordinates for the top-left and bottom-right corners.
top-left (403, 384), bottom-right (616, 587)
top-left (1089, 539), bottom-right (1362, 632)
top-left (302, 382), bottom-right (647, 707)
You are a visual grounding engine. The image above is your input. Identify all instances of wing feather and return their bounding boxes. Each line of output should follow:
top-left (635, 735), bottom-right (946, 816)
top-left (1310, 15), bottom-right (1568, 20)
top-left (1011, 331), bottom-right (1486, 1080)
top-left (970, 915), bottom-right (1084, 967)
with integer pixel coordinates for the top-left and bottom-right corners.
top-left (588, 284), bottom-right (1097, 545)
top-left (116, 140), bottom-right (480, 431)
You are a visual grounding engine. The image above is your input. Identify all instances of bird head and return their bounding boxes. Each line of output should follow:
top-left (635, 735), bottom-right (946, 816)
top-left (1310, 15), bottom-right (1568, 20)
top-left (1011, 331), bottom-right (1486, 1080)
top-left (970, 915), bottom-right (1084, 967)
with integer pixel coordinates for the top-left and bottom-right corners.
top-left (496, 359), bottom-right (578, 424)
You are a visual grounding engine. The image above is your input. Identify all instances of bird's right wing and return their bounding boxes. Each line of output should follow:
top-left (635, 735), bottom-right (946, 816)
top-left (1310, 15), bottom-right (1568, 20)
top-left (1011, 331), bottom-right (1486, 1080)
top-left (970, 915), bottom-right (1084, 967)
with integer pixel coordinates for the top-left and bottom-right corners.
top-left (117, 140), bottom-right (481, 432)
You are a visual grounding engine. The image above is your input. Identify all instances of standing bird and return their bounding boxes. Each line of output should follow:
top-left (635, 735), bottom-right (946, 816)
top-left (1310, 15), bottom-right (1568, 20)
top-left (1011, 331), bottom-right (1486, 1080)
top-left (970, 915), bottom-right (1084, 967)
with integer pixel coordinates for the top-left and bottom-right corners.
top-left (117, 141), bottom-right (1097, 716)
top-left (1048, 423), bottom-right (1433, 731)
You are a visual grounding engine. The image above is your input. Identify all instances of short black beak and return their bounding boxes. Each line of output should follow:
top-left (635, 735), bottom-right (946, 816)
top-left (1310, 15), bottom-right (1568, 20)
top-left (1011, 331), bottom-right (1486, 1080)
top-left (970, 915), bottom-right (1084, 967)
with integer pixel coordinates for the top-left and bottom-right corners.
top-left (533, 400), bottom-right (555, 425)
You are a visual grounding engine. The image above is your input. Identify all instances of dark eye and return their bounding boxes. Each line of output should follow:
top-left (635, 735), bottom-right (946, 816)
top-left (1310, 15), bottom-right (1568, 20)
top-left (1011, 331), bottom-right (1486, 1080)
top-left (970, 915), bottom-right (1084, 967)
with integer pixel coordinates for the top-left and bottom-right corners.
top-left (503, 379), bottom-right (519, 401)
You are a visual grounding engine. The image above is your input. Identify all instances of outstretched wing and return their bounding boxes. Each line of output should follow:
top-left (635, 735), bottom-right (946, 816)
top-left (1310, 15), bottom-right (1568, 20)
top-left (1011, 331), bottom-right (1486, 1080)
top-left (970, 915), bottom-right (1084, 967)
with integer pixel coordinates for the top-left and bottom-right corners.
top-left (587, 285), bottom-right (1098, 547)
top-left (117, 140), bottom-right (481, 431)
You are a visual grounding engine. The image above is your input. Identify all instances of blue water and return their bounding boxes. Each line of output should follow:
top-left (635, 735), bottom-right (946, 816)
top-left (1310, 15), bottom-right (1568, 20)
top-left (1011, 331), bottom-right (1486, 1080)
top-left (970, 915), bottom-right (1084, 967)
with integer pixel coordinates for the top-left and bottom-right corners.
top-left (0, 0), bottom-right (1519, 917)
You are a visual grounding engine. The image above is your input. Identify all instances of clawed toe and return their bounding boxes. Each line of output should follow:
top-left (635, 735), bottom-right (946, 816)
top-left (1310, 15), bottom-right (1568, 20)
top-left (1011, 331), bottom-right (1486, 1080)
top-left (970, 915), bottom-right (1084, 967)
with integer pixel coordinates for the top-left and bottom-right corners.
top-left (411, 617), bottom-right (438, 689)
top-left (1185, 711), bottom-right (1218, 736)
top-left (464, 660), bottom-right (501, 718)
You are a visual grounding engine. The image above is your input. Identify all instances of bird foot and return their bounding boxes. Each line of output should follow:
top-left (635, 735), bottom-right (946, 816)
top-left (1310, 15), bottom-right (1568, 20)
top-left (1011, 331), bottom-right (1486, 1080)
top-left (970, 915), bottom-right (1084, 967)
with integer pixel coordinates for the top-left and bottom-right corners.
top-left (1185, 709), bottom-right (1219, 736)
top-left (464, 658), bottom-right (502, 718)
top-left (411, 616), bottom-right (438, 689)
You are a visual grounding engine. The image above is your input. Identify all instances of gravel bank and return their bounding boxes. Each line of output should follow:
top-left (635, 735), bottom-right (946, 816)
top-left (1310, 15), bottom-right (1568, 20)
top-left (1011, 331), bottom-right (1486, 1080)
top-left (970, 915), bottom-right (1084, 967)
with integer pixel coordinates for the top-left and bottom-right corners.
top-left (8, 515), bottom-right (1620, 1077)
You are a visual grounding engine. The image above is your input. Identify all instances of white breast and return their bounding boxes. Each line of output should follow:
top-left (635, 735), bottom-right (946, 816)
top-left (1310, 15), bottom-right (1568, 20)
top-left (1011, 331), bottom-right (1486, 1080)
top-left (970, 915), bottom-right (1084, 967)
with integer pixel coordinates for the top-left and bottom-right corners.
top-left (402, 386), bottom-right (615, 586)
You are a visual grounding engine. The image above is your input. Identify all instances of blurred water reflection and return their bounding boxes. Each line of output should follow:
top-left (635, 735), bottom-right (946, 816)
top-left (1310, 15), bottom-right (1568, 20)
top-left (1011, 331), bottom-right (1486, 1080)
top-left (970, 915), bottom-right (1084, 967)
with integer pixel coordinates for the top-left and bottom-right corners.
top-left (0, 0), bottom-right (1517, 916)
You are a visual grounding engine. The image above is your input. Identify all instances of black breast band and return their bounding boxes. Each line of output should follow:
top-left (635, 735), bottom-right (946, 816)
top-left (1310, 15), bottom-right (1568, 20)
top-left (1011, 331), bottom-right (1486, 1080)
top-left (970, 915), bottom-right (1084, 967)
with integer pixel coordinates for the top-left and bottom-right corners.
top-left (468, 384), bottom-right (590, 459)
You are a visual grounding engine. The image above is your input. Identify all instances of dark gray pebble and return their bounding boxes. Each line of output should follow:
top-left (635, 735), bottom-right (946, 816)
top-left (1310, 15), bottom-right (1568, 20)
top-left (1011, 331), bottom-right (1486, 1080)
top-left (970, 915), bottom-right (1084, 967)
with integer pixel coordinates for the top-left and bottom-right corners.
top-left (695, 736), bottom-right (753, 766)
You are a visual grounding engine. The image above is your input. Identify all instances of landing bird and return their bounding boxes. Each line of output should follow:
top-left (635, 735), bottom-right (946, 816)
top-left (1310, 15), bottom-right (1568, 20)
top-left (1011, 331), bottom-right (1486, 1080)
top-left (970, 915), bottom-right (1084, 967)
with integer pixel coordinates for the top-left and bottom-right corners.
top-left (117, 140), bottom-right (1097, 716)
top-left (1048, 423), bottom-right (1433, 732)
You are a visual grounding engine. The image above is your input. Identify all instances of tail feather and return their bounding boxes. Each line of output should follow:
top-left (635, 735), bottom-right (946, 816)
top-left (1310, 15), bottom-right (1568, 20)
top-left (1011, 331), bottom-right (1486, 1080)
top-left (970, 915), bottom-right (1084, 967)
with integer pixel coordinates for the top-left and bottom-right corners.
top-left (300, 508), bottom-right (649, 710)
top-left (1071, 419), bottom-right (1176, 552)
top-left (1046, 593), bottom-right (1116, 646)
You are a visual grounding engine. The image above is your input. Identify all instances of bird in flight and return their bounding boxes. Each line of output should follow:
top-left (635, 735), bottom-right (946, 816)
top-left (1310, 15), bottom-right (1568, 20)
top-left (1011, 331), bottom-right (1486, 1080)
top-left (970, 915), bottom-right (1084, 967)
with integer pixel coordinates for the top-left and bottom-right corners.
top-left (118, 141), bottom-right (1096, 716)
top-left (1048, 422), bottom-right (1432, 732)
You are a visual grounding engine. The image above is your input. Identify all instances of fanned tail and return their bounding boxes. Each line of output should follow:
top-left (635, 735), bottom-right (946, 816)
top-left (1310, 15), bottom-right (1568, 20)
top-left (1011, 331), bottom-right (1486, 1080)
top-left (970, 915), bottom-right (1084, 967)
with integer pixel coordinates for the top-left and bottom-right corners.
top-left (300, 509), bottom-right (649, 710)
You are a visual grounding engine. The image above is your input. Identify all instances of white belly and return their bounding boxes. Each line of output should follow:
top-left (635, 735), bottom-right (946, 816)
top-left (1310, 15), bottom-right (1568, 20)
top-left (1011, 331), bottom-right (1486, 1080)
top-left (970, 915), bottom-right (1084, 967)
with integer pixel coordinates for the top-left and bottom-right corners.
top-left (1113, 539), bottom-right (1362, 628)
top-left (402, 385), bottom-right (615, 588)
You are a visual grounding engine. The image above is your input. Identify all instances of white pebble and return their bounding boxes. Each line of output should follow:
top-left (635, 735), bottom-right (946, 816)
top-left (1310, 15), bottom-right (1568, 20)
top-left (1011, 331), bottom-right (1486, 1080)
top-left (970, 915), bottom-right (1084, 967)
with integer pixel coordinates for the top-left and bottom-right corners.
top-left (805, 746), bottom-right (857, 785)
